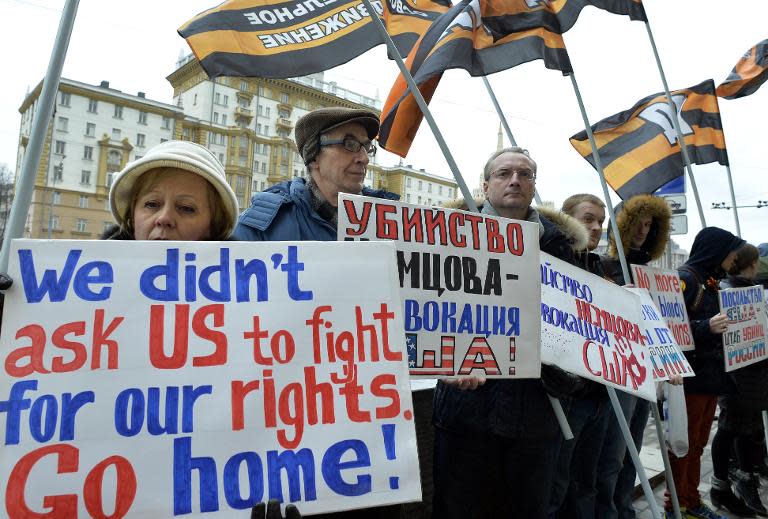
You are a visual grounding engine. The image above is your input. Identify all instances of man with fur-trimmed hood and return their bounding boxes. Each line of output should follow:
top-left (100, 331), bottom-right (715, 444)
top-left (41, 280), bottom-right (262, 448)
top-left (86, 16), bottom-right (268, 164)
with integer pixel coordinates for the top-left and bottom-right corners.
top-left (432, 147), bottom-right (588, 518)
top-left (597, 194), bottom-right (671, 519)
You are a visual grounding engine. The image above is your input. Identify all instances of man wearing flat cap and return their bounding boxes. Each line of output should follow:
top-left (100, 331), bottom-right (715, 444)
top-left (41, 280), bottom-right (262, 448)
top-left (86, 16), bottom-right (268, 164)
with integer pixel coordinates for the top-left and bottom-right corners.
top-left (233, 107), bottom-right (398, 241)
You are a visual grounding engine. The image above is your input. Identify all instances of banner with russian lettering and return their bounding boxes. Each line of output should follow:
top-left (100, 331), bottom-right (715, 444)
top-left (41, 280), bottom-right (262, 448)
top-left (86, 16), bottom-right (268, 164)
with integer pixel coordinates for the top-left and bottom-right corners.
top-left (338, 194), bottom-right (541, 379)
top-left (632, 264), bottom-right (694, 351)
top-left (0, 240), bottom-right (420, 517)
top-left (540, 253), bottom-right (655, 401)
top-left (718, 285), bottom-right (768, 372)
top-left (627, 288), bottom-right (694, 382)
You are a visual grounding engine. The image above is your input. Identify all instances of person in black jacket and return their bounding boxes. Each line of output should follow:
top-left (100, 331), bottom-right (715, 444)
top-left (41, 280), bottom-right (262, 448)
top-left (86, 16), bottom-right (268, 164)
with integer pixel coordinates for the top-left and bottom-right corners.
top-left (710, 243), bottom-right (768, 517)
top-left (432, 147), bottom-right (585, 519)
top-left (664, 227), bottom-right (745, 519)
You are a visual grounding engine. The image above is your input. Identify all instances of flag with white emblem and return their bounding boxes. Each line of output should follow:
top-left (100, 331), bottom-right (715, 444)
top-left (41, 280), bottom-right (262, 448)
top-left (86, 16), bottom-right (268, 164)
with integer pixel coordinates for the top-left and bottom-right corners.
top-left (569, 79), bottom-right (728, 200)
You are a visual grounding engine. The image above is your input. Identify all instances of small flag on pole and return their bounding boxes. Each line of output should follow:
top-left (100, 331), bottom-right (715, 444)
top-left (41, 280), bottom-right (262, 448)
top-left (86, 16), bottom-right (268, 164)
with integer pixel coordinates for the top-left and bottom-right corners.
top-left (383, 0), bottom-right (451, 56)
top-left (492, 0), bottom-right (646, 33)
top-left (379, 0), bottom-right (572, 157)
top-left (570, 79), bottom-right (728, 200)
top-left (178, 0), bottom-right (385, 78)
top-left (716, 39), bottom-right (768, 100)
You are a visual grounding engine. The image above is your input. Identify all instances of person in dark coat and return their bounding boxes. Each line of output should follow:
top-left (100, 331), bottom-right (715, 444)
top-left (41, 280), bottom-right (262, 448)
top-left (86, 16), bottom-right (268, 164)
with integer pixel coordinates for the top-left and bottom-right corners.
top-left (710, 243), bottom-right (768, 517)
top-left (663, 227), bottom-right (746, 519)
top-left (432, 147), bottom-right (585, 519)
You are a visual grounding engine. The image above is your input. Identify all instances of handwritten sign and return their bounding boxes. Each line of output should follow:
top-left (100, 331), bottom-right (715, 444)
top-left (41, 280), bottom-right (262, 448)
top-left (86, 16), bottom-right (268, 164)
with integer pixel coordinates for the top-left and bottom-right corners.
top-left (719, 285), bottom-right (768, 372)
top-left (632, 265), bottom-right (694, 351)
top-left (338, 194), bottom-right (541, 379)
top-left (627, 288), bottom-right (694, 382)
top-left (541, 253), bottom-right (655, 401)
top-left (0, 240), bottom-right (420, 517)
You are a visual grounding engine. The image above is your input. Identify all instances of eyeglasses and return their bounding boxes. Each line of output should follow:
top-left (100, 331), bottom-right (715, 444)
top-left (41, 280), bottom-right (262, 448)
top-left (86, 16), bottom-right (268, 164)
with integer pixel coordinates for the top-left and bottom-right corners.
top-left (319, 136), bottom-right (377, 157)
top-left (489, 168), bottom-right (536, 182)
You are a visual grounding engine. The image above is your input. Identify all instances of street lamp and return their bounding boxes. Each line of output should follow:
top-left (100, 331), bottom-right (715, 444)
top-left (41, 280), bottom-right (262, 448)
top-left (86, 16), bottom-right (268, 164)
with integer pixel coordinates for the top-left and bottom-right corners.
top-left (711, 201), bottom-right (768, 210)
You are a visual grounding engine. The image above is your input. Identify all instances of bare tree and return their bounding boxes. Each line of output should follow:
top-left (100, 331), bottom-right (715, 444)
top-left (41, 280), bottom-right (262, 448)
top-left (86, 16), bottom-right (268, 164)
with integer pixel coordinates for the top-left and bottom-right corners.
top-left (0, 164), bottom-right (15, 248)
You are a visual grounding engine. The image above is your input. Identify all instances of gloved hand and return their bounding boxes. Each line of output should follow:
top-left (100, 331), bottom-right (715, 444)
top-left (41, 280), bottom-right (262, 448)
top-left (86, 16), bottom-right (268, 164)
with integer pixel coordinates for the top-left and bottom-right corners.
top-left (0, 273), bottom-right (12, 291)
top-left (251, 500), bottom-right (302, 519)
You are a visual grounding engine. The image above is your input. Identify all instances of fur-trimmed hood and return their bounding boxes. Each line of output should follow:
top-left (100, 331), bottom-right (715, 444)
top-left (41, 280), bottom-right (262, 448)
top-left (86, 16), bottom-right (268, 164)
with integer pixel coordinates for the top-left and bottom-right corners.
top-left (538, 206), bottom-right (590, 253)
top-left (441, 196), bottom-right (486, 211)
top-left (607, 194), bottom-right (671, 261)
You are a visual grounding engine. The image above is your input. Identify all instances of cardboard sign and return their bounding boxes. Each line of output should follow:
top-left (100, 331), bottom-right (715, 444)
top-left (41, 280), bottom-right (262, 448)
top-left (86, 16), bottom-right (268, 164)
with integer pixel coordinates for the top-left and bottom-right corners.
top-left (627, 288), bottom-right (694, 381)
top-left (632, 265), bottom-right (694, 351)
top-left (0, 240), bottom-right (420, 517)
top-left (338, 194), bottom-right (541, 379)
top-left (719, 285), bottom-right (768, 372)
top-left (541, 253), bottom-right (655, 401)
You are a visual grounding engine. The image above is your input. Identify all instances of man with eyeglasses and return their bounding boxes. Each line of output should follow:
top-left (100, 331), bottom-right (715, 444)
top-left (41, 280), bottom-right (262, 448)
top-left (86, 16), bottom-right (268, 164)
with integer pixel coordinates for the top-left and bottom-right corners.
top-left (432, 146), bottom-right (586, 518)
top-left (233, 107), bottom-right (397, 241)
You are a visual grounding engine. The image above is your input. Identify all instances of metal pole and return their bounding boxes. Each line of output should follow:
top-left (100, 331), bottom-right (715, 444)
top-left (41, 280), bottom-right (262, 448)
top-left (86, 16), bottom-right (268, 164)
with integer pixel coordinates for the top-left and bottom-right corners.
top-left (0, 0), bottom-right (80, 274)
top-left (643, 20), bottom-right (706, 228)
top-left (608, 388), bottom-right (663, 519)
top-left (361, 0), bottom-right (573, 438)
top-left (653, 403), bottom-right (682, 519)
top-left (360, 0), bottom-right (478, 212)
top-left (480, 76), bottom-right (543, 205)
top-left (724, 164), bottom-right (742, 237)
top-left (762, 412), bottom-right (768, 469)
top-left (568, 73), bottom-right (631, 284)
top-left (548, 394), bottom-right (573, 440)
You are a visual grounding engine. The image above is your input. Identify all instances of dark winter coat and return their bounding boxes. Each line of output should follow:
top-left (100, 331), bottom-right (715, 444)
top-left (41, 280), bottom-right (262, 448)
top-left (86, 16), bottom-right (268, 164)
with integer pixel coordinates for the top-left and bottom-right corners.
top-left (680, 227), bottom-right (745, 395)
top-left (433, 204), bottom-right (589, 440)
top-left (719, 275), bottom-right (768, 411)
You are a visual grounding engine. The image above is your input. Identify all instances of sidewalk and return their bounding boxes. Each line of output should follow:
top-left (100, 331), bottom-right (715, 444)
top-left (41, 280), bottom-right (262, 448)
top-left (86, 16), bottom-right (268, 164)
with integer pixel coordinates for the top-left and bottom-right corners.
top-left (633, 415), bottom-right (762, 519)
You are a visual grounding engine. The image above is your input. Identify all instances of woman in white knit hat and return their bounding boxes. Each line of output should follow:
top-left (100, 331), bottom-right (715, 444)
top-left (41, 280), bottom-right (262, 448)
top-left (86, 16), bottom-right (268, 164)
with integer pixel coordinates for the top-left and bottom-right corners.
top-left (106, 140), bottom-right (239, 240)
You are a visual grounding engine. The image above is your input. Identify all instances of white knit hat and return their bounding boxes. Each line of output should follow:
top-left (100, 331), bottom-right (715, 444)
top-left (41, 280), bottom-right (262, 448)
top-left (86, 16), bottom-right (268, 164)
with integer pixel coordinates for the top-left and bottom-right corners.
top-left (109, 140), bottom-right (239, 239)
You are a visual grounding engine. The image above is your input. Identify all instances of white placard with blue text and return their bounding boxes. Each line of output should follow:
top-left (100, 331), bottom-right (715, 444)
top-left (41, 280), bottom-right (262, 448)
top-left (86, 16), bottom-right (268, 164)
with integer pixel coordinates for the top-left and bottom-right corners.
top-left (719, 285), bottom-right (768, 372)
top-left (540, 253), bottom-right (655, 401)
top-left (0, 240), bottom-right (419, 517)
top-left (338, 194), bottom-right (541, 379)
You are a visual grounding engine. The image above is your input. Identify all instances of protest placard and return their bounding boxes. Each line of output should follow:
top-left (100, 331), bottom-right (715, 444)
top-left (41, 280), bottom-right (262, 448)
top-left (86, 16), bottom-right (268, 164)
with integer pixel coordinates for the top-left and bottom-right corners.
top-left (338, 194), bottom-right (541, 379)
top-left (541, 253), bottom-right (655, 401)
top-left (627, 288), bottom-right (694, 382)
top-left (632, 264), bottom-right (694, 351)
top-left (0, 240), bottom-right (420, 517)
top-left (719, 285), bottom-right (768, 372)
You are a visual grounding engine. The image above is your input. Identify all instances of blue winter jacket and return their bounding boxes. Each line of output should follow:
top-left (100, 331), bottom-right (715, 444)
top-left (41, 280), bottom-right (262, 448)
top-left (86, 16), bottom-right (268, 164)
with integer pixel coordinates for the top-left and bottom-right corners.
top-left (233, 178), bottom-right (399, 241)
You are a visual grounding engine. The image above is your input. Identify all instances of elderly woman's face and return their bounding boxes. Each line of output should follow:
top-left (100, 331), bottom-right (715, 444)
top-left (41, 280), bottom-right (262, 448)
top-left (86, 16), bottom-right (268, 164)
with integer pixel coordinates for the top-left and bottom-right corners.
top-left (132, 169), bottom-right (213, 241)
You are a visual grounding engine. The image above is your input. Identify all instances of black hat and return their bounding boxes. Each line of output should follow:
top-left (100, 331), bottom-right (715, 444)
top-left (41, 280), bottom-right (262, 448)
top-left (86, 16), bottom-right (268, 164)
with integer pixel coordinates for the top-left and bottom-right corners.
top-left (295, 107), bottom-right (379, 165)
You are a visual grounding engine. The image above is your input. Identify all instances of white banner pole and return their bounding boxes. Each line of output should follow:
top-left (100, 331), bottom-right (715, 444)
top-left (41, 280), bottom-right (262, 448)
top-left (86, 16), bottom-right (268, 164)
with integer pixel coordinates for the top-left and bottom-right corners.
top-left (653, 404), bottom-right (682, 519)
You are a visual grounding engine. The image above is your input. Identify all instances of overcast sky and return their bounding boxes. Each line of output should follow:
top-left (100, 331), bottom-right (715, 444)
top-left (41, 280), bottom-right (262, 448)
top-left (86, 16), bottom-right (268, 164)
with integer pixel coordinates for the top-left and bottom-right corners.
top-left (1, 0), bottom-right (766, 250)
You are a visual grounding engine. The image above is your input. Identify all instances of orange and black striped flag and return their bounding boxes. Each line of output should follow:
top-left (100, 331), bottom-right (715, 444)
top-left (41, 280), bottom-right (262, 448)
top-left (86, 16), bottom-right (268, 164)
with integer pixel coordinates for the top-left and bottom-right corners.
top-left (378, 0), bottom-right (572, 157)
top-left (178, 0), bottom-right (386, 78)
top-left (570, 79), bottom-right (728, 200)
top-left (717, 39), bottom-right (768, 100)
top-left (384, 0), bottom-right (452, 56)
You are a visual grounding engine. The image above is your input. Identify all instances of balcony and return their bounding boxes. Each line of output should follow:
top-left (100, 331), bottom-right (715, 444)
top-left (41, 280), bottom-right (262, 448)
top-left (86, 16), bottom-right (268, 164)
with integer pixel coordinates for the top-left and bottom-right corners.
top-left (276, 117), bottom-right (293, 130)
top-left (235, 106), bottom-right (253, 120)
top-left (277, 102), bottom-right (293, 115)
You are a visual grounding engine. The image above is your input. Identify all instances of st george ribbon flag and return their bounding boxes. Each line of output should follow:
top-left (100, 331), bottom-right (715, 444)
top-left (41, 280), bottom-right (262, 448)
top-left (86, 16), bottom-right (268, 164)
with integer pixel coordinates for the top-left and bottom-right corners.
top-left (570, 79), bottom-right (728, 200)
top-left (384, 0), bottom-right (452, 56)
top-left (378, 0), bottom-right (573, 157)
top-left (717, 39), bottom-right (768, 100)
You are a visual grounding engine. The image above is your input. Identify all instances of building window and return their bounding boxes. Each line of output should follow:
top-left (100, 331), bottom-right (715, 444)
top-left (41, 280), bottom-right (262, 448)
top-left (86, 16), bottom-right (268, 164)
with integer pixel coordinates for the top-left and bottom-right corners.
top-left (219, 153), bottom-right (225, 164)
top-left (57, 117), bottom-right (68, 132)
top-left (135, 154), bottom-right (142, 160)
top-left (50, 215), bottom-right (59, 230)
top-left (75, 219), bottom-right (87, 232)
top-left (138, 111), bottom-right (147, 125)
top-left (182, 127), bottom-right (190, 140)
top-left (80, 170), bottom-right (91, 185)
top-left (103, 221), bottom-right (113, 233)
top-left (240, 80), bottom-right (249, 92)
top-left (261, 163), bottom-right (266, 174)
top-left (54, 140), bottom-right (66, 155)
top-left (79, 195), bottom-right (89, 208)
top-left (265, 107), bottom-right (271, 118)
top-left (136, 133), bottom-right (146, 147)
top-left (406, 177), bottom-right (412, 187)
top-left (52, 191), bottom-right (61, 204)
top-left (85, 122), bottom-right (96, 137)
top-left (59, 92), bottom-right (71, 107)
top-left (214, 92), bottom-right (221, 104)
top-left (106, 172), bottom-right (115, 187)
top-left (236, 175), bottom-right (246, 191)
top-left (406, 194), bottom-right (411, 202)
top-left (263, 125), bottom-right (269, 136)
top-left (428, 183), bottom-right (432, 193)
top-left (221, 114), bottom-right (227, 126)
top-left (418, 196), bottom-right (422, 204)
top-left (418, 180), bottom-right (422, 190)
top-left (113, 105), bottom-right (123, 119)
top-left (439, 185), bottom-right (443, 195)
top-left (258, 85), bottom-right (265, 96)
top-left (107, 150), bottom-right (121, 167)
top-left (162, 116), bottom-right (171, 129)
top-left (83, 146), bottom-right (93, 160)
top-left (112, 128), bottom-right (121, 140)
top-left (223, 95), bottom-right (229, 106)
top-left (213, 112), bottom-right (219, 124)
top-left (160, 138), bottom-right (168, 143)
top-left (256, 123), bottom-right (262, 134)
top-left (88, 98), bottom-right (98, 113)
top-left (280, 93), bottom-right (289, 103)
top-left (218, 133), bottom-right (225, 145)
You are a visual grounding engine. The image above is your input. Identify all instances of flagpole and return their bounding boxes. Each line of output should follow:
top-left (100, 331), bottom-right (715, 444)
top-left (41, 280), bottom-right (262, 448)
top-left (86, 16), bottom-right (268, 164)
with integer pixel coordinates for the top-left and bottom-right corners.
top-left (643, 20), bottom-right (706, 229)
top-left (724, 165), bottom-right (742, 236)
top-left (652, 402), bottom-right (683, 519)
top-left (361, 0), bottom-right (477, 212)
top-left (569, 71), bottom-right (664, 519)
top-left (480, 76), bottom-right (543, 205)
top-left (0, 0), bottom-right (80, 275)
top-left (362, 0), bottom-right (574, 440)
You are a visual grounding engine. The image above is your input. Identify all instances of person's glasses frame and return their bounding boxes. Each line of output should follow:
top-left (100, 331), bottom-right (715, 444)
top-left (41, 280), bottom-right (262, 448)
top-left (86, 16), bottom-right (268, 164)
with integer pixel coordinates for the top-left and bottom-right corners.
top-left (319, 135), bottom-right (377, 157)
top-left (489, 168), bottom-right (536, 182)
